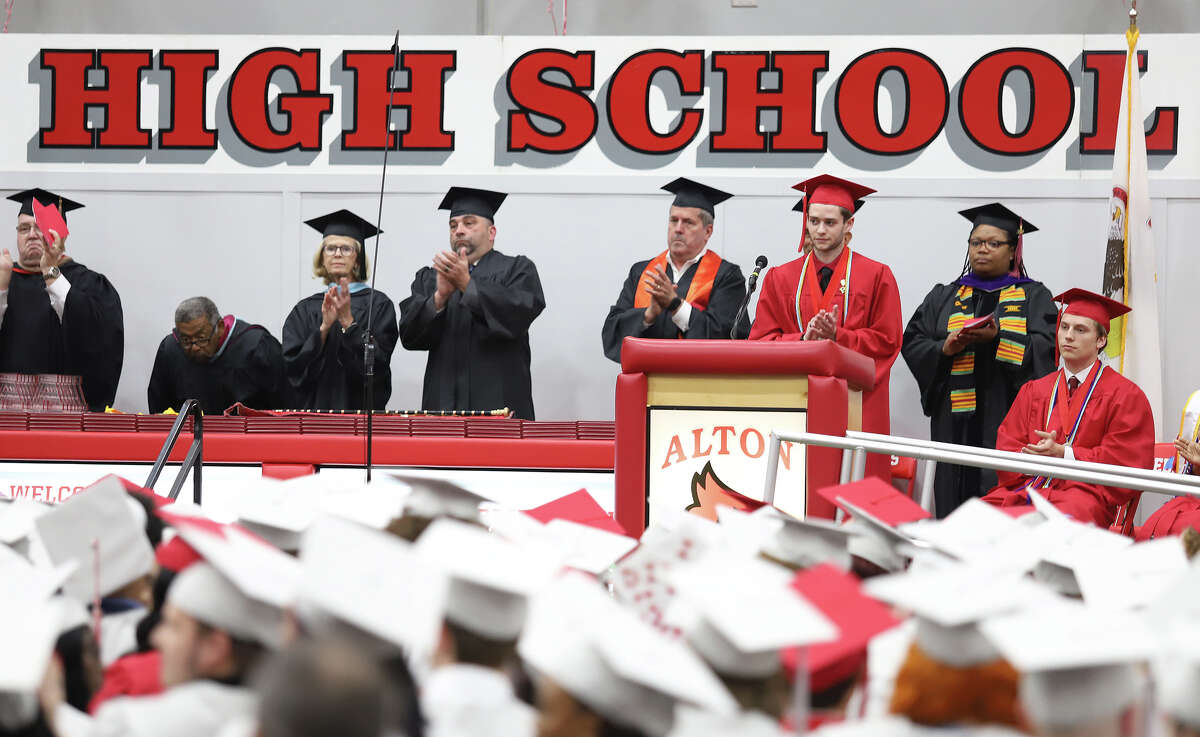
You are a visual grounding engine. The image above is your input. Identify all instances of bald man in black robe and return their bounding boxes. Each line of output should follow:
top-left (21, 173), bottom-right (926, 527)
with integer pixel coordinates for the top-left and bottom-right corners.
top-left (398, 188), bottom-right (544, 420)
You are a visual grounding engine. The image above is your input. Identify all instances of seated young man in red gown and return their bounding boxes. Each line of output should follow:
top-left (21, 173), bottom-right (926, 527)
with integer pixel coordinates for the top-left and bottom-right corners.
top-left (981, 288), bottom-right (1155, 527)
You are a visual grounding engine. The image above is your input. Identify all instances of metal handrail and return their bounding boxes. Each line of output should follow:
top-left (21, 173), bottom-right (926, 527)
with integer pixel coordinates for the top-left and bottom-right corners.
top-left (143, 399), bottom-right (203, 504)
top-left (846, 430), bottom-right (1200, 491)
top-left (762, 430), bottom-right (1200, 506)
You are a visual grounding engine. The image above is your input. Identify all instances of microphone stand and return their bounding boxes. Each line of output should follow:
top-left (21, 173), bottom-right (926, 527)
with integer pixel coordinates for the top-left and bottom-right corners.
top-left (363, 30), bottom-right (401, 483)
top-left (731, 258), bottom-right (767, 339)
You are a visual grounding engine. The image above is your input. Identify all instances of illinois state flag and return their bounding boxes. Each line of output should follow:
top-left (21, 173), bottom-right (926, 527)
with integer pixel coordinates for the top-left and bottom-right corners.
top-left (1102, 21), bottom-right (1163, 432)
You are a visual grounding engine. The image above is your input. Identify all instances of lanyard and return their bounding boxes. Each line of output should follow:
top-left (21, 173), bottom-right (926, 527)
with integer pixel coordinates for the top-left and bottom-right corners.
top-left (795, 247), bottom-right (852, 330)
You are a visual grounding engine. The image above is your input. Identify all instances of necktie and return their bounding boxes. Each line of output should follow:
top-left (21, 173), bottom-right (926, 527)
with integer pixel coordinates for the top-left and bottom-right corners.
top-left (1067, 376), bottom-right (1080, 397)
top-left (818, 266), bottom-right (833, 293)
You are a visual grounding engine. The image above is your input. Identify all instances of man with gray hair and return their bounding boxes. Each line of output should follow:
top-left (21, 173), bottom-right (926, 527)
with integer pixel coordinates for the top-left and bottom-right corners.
top-left (146, 296), bottom-right (285, 413)
top-left (601, 178), bottom-right (745, 364)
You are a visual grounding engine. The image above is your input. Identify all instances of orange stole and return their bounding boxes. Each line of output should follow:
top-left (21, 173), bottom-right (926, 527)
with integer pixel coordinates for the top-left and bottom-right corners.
top-left (633, 251), bottom-right (723, 311)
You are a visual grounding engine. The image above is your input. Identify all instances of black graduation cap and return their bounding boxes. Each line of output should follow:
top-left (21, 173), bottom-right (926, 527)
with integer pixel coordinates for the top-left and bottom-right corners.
top-left (792, 197), bottom-right (865, 214)
top-left (438, 187), bottom-right (507, 222)
top-left (303, 209), bottom-right (381, 243)
top-left (661, 178), bottom-right (733, 217)
top-left (958, 203), bottom-right (1038, 237)
top-left (7, 188), bottom-right (85, 221)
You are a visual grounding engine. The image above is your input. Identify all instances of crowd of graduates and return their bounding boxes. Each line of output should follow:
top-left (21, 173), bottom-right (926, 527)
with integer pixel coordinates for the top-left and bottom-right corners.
top-left (3, 469), bottom-right (1200, 737)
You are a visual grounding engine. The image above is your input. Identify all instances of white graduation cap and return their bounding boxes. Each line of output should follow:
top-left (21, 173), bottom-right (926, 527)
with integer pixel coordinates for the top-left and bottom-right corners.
top-left (0, 498), bottom-right (50, 547)
top-left (1030, 517), bottom-right (1133, 597)
top-left (32, 476), bottom-right (154, 602)
top-left (298, 514), bottom-right (445, 655)
top-left (392, 473), bottom-right (491, 522)
top-left (413, 517), bottom-right (554, 640)
top-left (539, 518), bottom-right (639, 575)
top-left (865, 564), bottom-right (1054, 667)
top-left (1071, 537), bottom-right (1188, 610)
top-left (764, 512), bottom-right (853, 571)
top-left (519, 573), bottom-right (736, 737)
top-left (668, 704), bottom-right (786, 737)
top-left (670, 553), bottom-right (837, 677)
top-left (980, 601), bottom-right (1154, 729)
top-left (0, 543), bottom-right (76, 603)
top-left (0, 584), bottom-right (66, 693)
top-left (1154, 632), bottom-right (1200, 730)
top-left (898, 498), bottom-right (1042, 571)
top-left (167, 517), bottom-right (302, 648)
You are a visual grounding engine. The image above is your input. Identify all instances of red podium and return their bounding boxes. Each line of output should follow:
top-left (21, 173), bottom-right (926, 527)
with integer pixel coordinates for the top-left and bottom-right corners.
top-left (614, 338), bottom-right (875, 536)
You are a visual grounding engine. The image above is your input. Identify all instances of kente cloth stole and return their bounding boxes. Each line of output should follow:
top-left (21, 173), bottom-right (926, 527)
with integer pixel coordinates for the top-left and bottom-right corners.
top-left (632, 251), bottom-right (723, 315)
top-left (946, 284), bottom-right (1029, 414)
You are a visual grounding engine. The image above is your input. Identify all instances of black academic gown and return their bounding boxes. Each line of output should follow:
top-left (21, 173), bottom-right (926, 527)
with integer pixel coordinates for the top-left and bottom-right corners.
top-left (601, 256), bottom-right (746, 364)
top-left (397, 249), bottom-right (545, 420)
top-left (901, 279), bottom-right (1057, 517)
top-left (146, 319), bottom-right (285, 414)
top-left (282, 288), bottom-right (398, 411)
top-left (0, 261), bottom-right (124, 411)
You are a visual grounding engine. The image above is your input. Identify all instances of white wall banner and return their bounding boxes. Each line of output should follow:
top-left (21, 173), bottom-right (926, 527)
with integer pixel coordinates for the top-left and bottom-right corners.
top-left (1, 33), bottom-right (1190, 179)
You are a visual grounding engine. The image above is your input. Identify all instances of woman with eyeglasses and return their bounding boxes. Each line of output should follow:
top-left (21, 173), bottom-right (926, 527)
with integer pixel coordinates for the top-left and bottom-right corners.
top-left (281, 210), bottom-right (398, 411)
top-left (901, 203), bottom-right (1057, 517)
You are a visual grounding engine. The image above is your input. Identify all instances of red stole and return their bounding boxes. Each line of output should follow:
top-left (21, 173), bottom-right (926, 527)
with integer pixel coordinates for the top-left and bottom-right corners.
top-left (633, 250), bottom-right (723, 311)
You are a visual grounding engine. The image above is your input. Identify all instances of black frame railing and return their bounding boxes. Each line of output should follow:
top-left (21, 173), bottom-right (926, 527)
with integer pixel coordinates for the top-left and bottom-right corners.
top-left (143, 399), bottom-right (204, 503)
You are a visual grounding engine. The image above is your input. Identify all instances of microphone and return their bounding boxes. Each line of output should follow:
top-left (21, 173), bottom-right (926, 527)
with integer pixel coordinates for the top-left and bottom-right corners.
top-left (731, 255), bottom-right (768, 339)
top-left (747, 255), bottom-right (768, 291)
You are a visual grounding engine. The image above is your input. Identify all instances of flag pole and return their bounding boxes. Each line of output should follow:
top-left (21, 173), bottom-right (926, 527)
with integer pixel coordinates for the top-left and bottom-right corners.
top-left (1118, 4), bottom-right (1138, 371)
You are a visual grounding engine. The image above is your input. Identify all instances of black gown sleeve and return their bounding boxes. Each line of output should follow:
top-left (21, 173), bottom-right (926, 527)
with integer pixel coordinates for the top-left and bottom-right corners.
top-left (281, 299), bottom-right (325, 404)
top-left (238, 329), bottom-right (286, 410)
top-left (683, 261), bottom-right (746, 339)
top-left (397, 268), bottom-right (446, 351)
top-left (459, 255), bottom-right (545, 340)
top-left (601, 262), bottom-right (652, 364)
top-left (146, 338), bottom-right (176, 414)
top-left (901, 284), bottom-right (956, 418)
top-left (59, 263), bottom-right (124, 411)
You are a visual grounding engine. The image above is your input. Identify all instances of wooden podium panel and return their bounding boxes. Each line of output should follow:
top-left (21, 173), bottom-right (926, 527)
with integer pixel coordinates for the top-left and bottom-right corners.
top-left (615, 339), bottom-right (874, 536)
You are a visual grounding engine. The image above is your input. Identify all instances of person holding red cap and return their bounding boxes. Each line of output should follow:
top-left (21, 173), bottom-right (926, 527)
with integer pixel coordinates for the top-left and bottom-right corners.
top-left (1134, 389), bottom-right (1200, 543)
top-left (980, 288), bottom-right (1155, 526)
top-left (749, 175), bottom-right (903, 482)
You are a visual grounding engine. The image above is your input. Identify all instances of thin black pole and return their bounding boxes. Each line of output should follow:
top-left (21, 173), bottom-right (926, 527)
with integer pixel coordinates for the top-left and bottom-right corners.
top-left (363, 30), bottom-right (401, 483)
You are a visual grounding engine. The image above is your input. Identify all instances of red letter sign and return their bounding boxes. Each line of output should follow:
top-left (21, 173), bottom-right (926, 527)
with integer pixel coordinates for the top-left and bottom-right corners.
top-left (341, 50), bottom-right (456, 151)
top-left (958, 48), bottom-right (1074, 156)
top-left (1080, 50), bottom-right (1177, 155)
top-left (158, 50), bottom-right (219, 149)
top-left (39, 49), bottom-right (153, 148)
top-left (606, 49), bottom-right (704, 154)
top-left (507, 49), bottom-right (598, 153)
top-left (709, 51), bottom-right (826, 152)
top-left (835, 48), bottom-right (948, 155)
top-left (228, 48), bottom-right (333, 152)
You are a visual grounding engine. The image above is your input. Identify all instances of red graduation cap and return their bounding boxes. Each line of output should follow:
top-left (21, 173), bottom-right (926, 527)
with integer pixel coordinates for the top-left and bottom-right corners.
top-left (1053, 288), bottom-right (1130, 333)
top-left (31, 199), bottom-right (69, 243)
top-left (782, 563), bottom-right (901, 691)
top-left (816, 477), bottom-right (931, 526)
top-left (523, 489), bottom-right (628, 536)
top-left (791, 174), bottom-right (876, 215)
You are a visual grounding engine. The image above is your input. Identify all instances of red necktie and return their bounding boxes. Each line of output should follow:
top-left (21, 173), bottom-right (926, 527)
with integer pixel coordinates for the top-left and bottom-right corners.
top-left (1067, 376), bottom-right (1080, 398)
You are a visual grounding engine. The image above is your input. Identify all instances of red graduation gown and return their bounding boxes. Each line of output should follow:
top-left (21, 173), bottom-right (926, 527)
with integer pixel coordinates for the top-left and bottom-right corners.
top-left (749, 250), bottom-right (903, 480)
top-left (1135, 496), bottom-right (1200, 541)
top-left (981, 364), bottom-right (1155, 527)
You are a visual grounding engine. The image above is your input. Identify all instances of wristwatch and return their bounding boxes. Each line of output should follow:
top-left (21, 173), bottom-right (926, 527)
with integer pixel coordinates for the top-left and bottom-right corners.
top-left (42, 266), bottom-right (60, 281)
top-left (340, 321), bottom-right (357, 334)
top-left (667, 296), bottom-right (683, 313)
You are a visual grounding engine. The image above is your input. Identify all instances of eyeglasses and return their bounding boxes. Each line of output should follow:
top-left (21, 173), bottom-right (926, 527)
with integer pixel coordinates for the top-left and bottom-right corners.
top-left (15, 223), bottom-right (42, 235)
top-left (967, 239), bottom-right (1012, 250)
top-left (323, 244), bottom-right (356, 255)
top-left (174, 326), bottom-right (218, 349)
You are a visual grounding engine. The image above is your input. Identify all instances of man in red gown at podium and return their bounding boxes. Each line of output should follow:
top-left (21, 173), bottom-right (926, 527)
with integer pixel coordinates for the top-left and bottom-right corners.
top-left (749, 175), bottom-right (902, 480)
top-left (981, 288), bottom-right (1155, 526)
